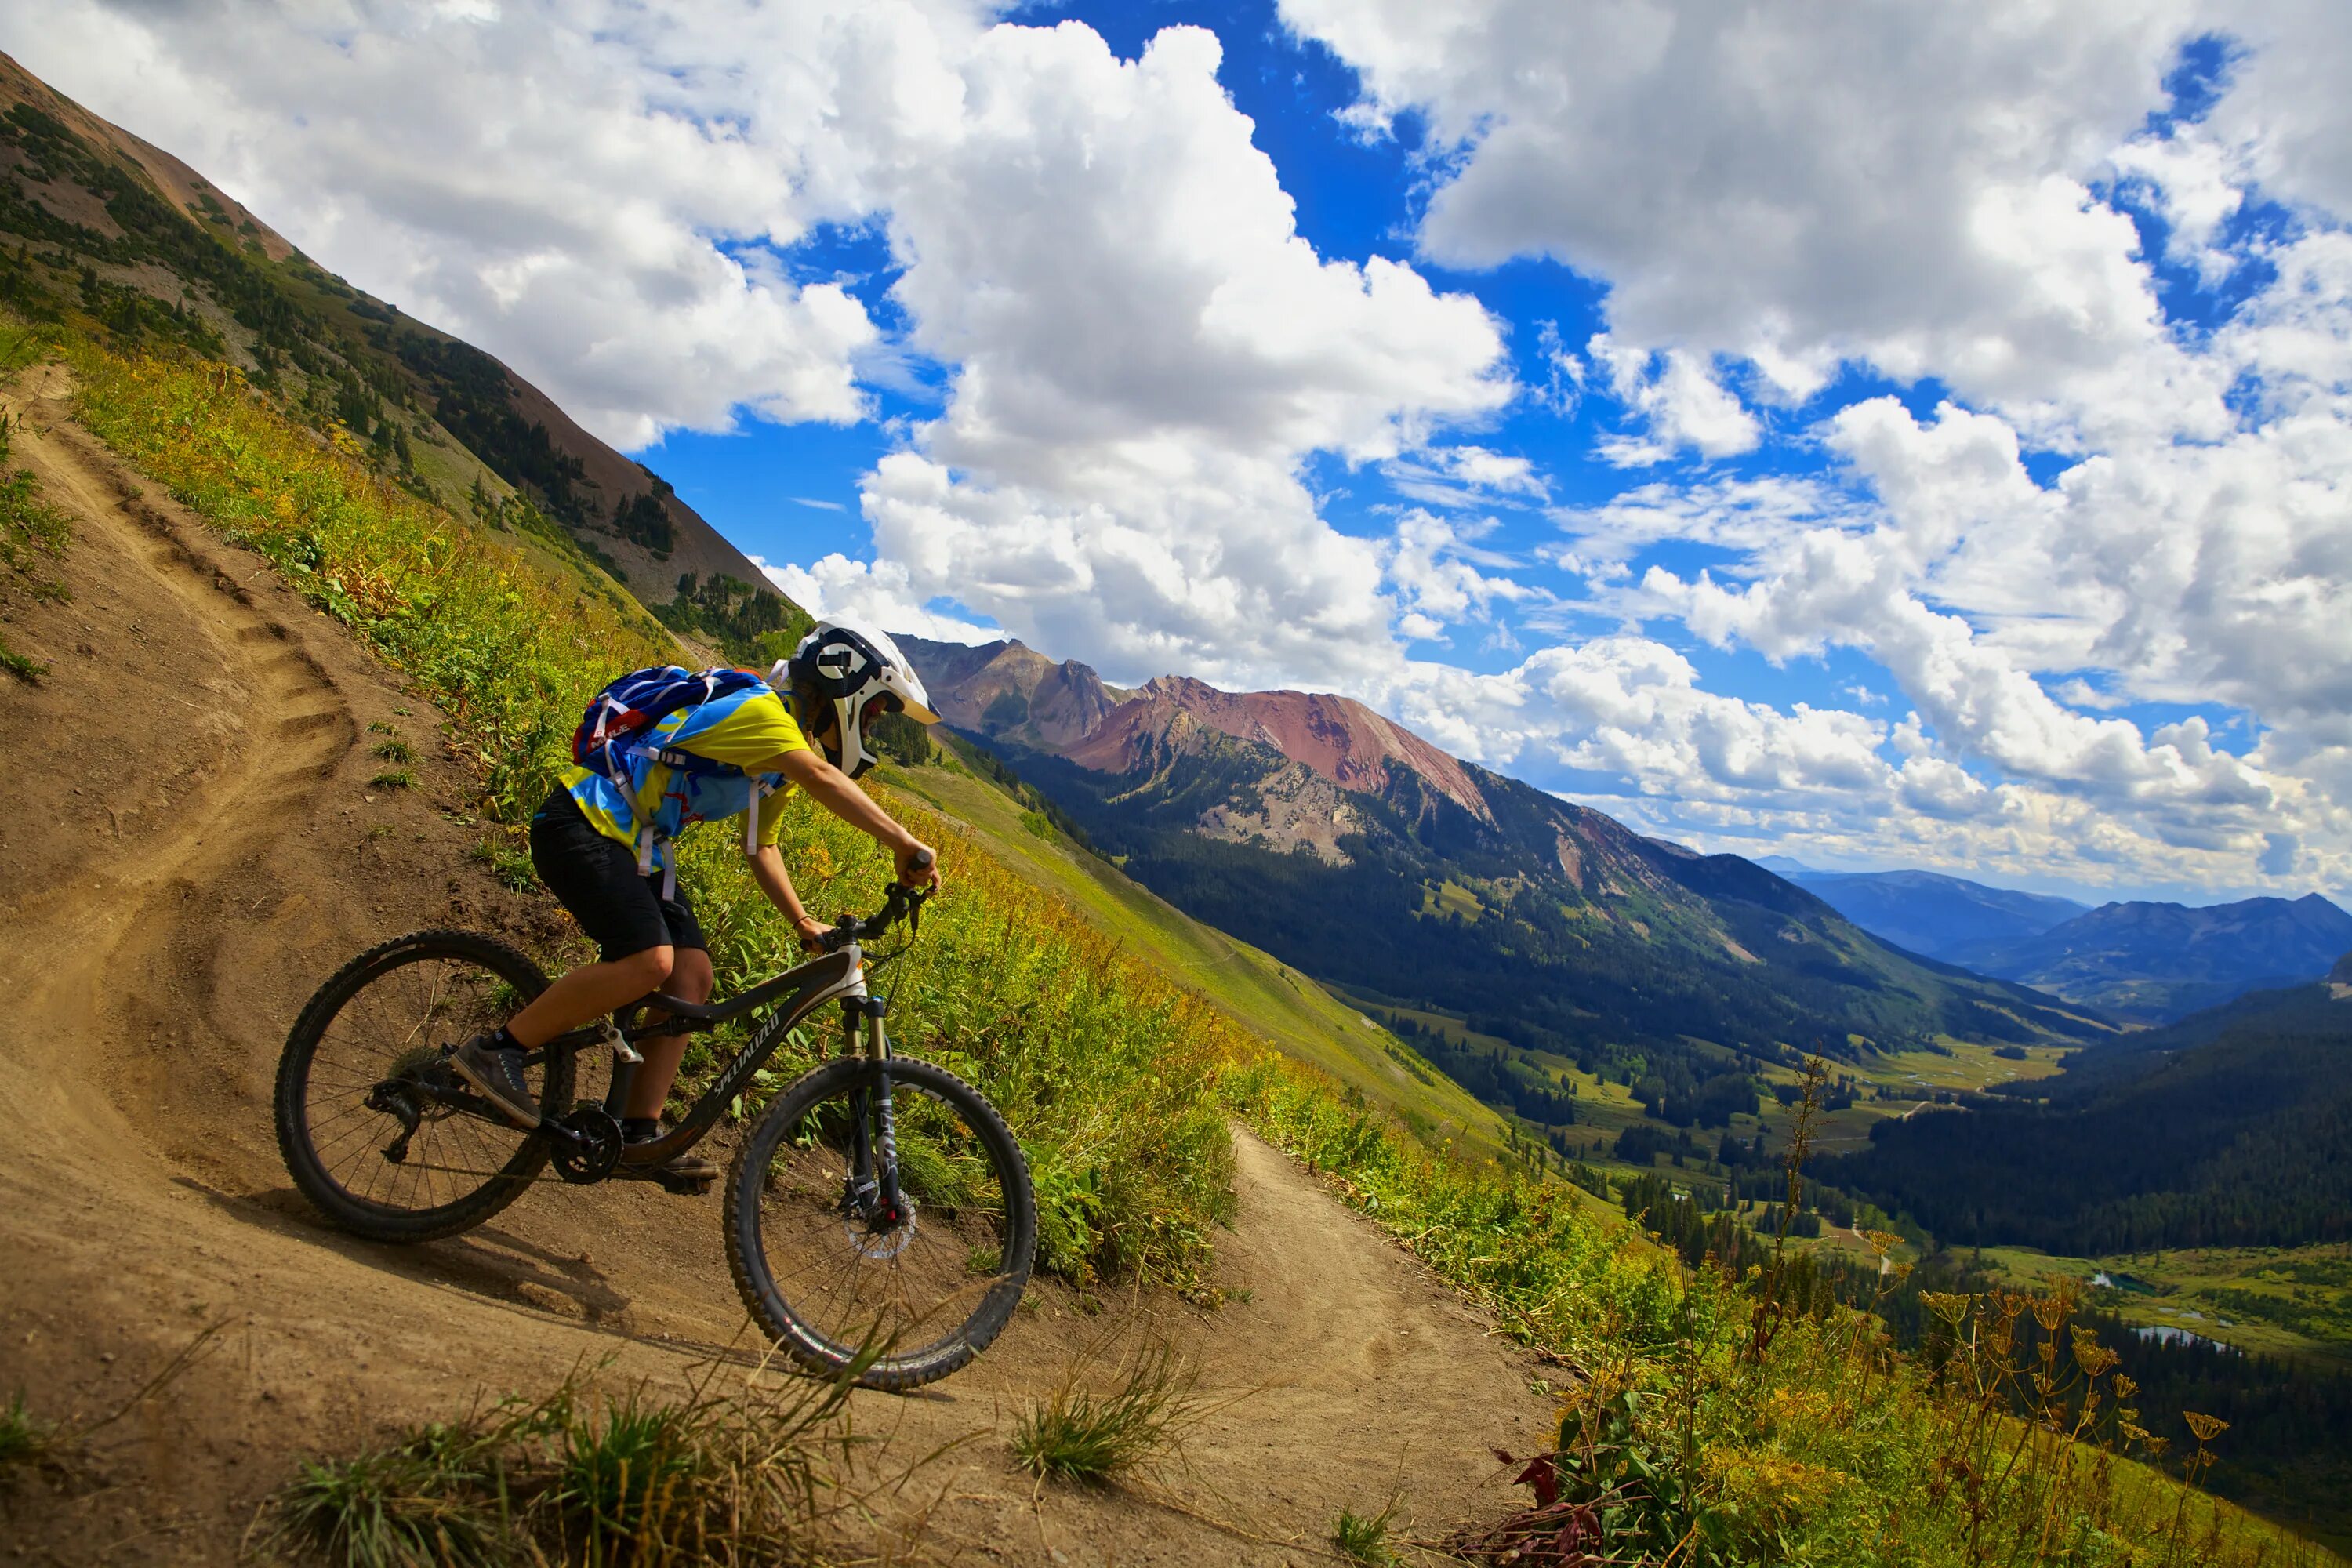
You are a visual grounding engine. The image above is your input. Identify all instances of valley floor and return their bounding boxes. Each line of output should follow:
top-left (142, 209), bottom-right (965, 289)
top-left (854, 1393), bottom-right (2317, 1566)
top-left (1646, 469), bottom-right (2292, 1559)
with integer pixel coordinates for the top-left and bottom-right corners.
top-left (0, 371), bottom-right (1555, 1564)
top-left (1973, 1243), bottom-right (2352, 1366)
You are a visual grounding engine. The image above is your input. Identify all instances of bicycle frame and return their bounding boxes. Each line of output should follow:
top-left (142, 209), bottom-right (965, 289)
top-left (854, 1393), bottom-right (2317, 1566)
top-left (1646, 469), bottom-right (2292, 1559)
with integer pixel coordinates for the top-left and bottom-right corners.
top-left (530, 940), bottom-right (890, 1174)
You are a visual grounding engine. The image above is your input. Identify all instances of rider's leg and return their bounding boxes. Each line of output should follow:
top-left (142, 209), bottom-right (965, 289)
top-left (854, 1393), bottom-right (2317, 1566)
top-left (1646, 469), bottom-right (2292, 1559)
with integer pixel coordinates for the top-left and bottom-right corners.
top-left (503, 946), bottom-right (674, 1049)
top-left (624, 945), bottom-right (712, 1120)
top-left (456, 789), bottom-right (684, 1127)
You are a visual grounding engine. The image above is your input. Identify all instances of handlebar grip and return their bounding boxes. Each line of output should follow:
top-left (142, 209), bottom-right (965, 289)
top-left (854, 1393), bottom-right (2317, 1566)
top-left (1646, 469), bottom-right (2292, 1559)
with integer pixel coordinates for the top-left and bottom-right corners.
top-left (909, 847), bottom-right (935, 873)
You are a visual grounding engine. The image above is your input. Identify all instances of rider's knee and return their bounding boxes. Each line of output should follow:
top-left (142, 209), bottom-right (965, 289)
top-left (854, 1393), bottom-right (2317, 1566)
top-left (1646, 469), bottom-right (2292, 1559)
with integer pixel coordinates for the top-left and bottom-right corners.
top-left (624, 945), bottom-right (676, 990)
top-left (670, 947), bottom-right (715, 1001)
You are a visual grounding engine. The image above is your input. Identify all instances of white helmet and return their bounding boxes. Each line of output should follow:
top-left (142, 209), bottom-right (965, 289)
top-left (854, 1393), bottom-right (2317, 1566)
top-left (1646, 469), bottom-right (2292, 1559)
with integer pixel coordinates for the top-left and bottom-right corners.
top-left (771, 615), bottom-right (938, 779)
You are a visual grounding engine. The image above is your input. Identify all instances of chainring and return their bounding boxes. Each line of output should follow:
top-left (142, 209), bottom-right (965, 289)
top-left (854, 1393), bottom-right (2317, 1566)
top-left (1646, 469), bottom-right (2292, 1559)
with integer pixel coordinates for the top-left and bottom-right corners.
top-left (550, 1105), bottom-right (624, 1185)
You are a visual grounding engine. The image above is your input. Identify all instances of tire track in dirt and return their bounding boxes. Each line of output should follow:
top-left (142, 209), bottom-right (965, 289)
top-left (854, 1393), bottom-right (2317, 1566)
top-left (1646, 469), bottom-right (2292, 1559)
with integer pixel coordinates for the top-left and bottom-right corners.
top-left (0, 368), bottom-right (1555, 1566)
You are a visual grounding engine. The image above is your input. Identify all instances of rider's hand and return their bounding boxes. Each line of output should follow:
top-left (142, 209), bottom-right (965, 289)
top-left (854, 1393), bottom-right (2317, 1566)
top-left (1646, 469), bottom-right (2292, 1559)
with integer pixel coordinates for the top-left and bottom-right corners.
top-left (895, 838), bottom-right (942, 891)
top-left (792, 914), bottom-right (833, 953)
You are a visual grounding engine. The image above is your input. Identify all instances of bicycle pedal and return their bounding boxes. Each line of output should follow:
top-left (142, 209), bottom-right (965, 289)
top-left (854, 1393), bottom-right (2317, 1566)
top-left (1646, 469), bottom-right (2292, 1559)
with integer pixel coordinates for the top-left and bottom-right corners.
top-left (652, 1169), bottom-right (715, 1197)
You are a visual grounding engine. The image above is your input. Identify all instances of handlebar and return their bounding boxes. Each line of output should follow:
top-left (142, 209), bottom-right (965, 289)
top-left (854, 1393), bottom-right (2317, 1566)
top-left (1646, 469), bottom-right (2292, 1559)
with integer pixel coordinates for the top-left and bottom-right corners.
top-left (818, 873), bottom-right (933, 952)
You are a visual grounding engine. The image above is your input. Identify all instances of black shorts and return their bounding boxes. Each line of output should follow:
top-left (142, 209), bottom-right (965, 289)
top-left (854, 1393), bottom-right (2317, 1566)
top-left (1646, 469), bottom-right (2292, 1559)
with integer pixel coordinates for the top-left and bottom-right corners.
top-left (528, 788), bottom-right (708, 961)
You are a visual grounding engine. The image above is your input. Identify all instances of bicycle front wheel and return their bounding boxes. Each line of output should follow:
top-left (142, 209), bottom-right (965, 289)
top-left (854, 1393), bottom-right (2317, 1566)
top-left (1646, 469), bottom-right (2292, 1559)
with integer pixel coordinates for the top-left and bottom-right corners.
top-left (725, 1056), bottom-right (1036, 1391)
top-left (274, 930), bottom-right (570, 1243)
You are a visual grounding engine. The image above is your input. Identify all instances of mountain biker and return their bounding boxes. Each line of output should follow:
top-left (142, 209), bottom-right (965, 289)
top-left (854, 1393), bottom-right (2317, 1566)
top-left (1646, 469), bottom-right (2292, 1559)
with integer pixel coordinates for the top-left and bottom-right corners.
top-left (451, 616), bottom-right (942, 1181)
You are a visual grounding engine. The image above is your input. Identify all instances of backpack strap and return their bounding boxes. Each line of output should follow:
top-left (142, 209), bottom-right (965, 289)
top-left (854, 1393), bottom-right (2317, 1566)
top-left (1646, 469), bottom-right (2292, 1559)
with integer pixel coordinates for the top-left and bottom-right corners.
top-left (744, 777), bottom-right (772, 857)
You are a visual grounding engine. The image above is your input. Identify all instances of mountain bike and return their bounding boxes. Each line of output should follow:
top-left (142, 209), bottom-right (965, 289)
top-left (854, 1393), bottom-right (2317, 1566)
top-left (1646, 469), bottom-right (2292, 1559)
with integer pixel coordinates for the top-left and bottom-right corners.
top-left (272, 880), bottom-right (1037, 1390)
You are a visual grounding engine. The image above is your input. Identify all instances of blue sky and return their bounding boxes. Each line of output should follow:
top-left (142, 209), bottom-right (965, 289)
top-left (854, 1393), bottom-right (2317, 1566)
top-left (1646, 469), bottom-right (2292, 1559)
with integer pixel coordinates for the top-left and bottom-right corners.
top-left (16, 0), bottom-right (2352, 908)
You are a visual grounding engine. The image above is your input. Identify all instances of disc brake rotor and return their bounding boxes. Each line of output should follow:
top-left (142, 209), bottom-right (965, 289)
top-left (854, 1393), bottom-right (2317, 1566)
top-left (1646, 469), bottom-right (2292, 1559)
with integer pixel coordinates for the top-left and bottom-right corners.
top-left (840, 1186), bottom-right (920, 1260)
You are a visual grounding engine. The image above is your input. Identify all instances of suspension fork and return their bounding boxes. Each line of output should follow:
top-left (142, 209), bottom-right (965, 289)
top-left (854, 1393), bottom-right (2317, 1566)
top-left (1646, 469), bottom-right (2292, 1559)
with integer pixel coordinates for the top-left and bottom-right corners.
top-left (841, 994), bottom-right (903, 1215)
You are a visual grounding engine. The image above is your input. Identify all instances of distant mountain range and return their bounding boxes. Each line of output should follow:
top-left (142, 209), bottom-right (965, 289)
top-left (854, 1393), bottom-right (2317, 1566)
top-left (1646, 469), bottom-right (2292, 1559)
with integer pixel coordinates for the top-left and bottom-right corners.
top-left (1942, 893), bottom-right (2352, 1023)
top-left (1765, 864), bottom-right (2352, 1023)
top-left (1824, 976), bottom-right (2352, 1253)
top-left (1784, 867), bottom-right (2090, 960)
top-left (899, 635), bottom-right (2111, 1130)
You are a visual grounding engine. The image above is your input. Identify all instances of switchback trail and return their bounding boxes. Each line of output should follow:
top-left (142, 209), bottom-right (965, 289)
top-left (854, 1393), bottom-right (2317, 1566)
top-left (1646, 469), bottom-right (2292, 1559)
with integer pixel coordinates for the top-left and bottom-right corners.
top-left (0, 365), bottom-right (1553, 1564)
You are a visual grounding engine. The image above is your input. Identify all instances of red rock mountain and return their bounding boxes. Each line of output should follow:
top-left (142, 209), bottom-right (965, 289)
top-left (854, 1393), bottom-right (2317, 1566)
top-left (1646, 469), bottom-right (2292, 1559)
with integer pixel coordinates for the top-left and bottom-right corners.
top-left (895, 637), bottom-right (1500, 865)
top-left (895, 636), bottom-right (1132, 750)
top-left (897, 637), bottom-right (1493, 822)
top-left (1065, 675), bottom-right (1492, 823)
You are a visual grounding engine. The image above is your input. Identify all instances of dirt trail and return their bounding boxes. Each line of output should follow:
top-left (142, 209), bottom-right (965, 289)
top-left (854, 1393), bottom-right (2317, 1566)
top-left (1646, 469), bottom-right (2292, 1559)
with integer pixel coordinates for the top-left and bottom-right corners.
top-left (0, 368), bottom-right (1553, 1565)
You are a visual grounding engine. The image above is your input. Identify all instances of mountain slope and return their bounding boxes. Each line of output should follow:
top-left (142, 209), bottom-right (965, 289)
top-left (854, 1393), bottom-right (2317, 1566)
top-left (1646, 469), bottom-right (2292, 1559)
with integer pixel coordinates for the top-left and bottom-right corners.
top-left (1824, 978), bottom-right (2352, 1251)
top-left (1790, 867), bottom-right (2089, 960)
top-left (901, 640), bottom-right (2115, 1142)
top-left (0, 50), bottom-right (786, 623)
top-left (1946, 893), bottom-right (2352, 1022)
top-left (897, 633), bottom-right (1131, 750)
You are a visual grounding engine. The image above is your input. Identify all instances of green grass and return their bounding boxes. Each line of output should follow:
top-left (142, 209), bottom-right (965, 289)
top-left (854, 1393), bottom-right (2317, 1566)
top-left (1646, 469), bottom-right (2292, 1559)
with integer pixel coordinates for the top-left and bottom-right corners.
top-left (1011, 1340), bottom-right (1202, 1485)
top-left (1330, 1498), bottom-right (1401, 1564)
top-left (0, 1392), bottom-right (58, 1472)
top-left (270, 1362), bottom-right (857, 1568)
top-left (0, 352), bottom-right (73, 681)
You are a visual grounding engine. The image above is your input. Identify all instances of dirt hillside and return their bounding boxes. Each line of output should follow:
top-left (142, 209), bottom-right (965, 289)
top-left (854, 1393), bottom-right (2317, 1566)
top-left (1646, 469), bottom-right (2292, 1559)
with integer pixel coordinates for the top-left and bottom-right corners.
top-left (0, 365), bottom-right (1555, 1565)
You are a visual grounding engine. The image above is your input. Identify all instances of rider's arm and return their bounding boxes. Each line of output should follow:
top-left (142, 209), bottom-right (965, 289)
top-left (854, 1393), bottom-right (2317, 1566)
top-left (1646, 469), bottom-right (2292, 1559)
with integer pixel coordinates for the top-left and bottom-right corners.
top-left (771, 747), bottom-right (942, 889)
top-left (745, 844), bottom-right (830, 950)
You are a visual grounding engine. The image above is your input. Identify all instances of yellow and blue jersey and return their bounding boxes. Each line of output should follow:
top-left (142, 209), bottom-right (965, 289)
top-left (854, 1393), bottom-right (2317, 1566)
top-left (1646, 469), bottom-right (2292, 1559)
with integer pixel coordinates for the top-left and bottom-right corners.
top-left (559, 684), bottom-right (808, 871)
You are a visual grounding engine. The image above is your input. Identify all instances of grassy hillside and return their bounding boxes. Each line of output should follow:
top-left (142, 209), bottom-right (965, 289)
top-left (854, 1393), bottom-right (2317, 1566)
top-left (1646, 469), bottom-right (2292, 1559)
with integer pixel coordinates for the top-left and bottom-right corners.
top-left (1975, 1243), bottom-right (2352, 1367)
top-left (1825, 984), bottom-right (2352, 1254)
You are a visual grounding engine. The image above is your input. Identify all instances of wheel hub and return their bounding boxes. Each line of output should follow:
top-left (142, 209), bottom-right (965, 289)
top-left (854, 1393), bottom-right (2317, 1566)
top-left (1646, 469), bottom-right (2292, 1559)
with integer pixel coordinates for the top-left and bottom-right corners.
top-left (384, 1047), bottom-right (464, 1121)
top-left (840, 1181), bottom-right (919, 1260)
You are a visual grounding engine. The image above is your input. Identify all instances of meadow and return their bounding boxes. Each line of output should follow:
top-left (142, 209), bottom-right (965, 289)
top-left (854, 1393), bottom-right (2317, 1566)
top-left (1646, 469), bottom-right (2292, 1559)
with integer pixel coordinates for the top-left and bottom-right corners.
top-left (1977, 1244), bottom-right (2352, 1367)
top-left (41, 321), bottom-right (2340, 1566)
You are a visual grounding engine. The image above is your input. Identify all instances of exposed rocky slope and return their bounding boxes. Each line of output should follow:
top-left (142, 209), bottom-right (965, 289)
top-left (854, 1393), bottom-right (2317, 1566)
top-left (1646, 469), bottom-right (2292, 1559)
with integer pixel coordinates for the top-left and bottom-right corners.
top-left (898, 633), bottom-right (1131, 749)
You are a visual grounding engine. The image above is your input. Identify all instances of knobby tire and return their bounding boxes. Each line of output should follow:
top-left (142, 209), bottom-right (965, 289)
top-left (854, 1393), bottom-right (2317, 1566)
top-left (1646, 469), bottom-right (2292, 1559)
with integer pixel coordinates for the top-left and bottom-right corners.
top-left (274, 929), bottom-right (567, 1243)
top-left (725, 1055), bottom-right (1037, 1391)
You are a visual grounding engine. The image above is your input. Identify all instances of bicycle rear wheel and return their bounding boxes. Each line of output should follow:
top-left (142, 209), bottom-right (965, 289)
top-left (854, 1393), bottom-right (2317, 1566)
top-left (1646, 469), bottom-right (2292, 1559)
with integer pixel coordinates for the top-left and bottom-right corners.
top-left (725, 1056), bottom-right (1036, 1390)
top-left (274, 930), bottom-right (570, 1243)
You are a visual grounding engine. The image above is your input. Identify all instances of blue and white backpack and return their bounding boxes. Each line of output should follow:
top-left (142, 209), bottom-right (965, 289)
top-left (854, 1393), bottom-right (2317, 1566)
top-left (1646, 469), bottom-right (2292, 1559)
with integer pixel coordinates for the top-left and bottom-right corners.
top-left (572, 666), bottom-right (776, 884)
